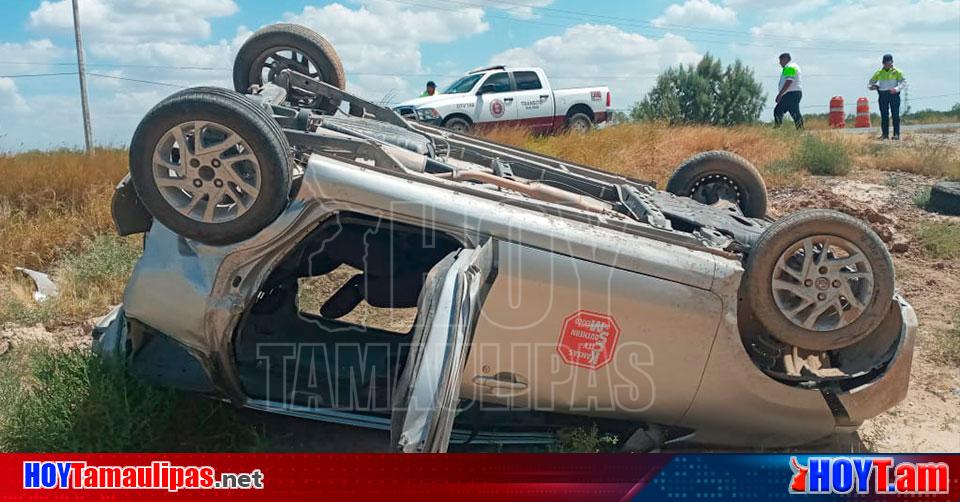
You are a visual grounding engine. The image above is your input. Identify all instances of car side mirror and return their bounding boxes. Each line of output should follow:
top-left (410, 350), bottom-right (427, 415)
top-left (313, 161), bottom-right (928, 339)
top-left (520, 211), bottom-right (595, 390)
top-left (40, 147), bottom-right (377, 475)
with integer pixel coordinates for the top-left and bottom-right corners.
top-left (476, 84), bottom-right (495, 95)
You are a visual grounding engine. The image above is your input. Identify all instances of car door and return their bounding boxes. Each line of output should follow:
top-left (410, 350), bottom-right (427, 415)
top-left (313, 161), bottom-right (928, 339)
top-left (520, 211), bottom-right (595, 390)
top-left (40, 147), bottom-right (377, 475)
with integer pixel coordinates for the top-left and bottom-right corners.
top-left (474, 71), bottom-right (518, 126)
top-left (391, 239), bottom-right (496, 452)
top-left (512, 70), bottom-right (555, 133)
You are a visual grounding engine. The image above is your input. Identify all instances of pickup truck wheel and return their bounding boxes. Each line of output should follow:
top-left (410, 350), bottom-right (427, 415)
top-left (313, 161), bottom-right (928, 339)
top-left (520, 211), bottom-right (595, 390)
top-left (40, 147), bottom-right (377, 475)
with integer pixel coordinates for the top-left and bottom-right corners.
top-left (129, 88), bottom-right (292, 245)
top-left (443, 116), bottom-right (472, 134)
top-left (233, 23), bottom-right (346, 113)
top-left (566, 112), bottom-right (592, 133)
top-left (666, 150), bottom-right (768, 217)
top-left (742, 209), bottom-right (895, 351)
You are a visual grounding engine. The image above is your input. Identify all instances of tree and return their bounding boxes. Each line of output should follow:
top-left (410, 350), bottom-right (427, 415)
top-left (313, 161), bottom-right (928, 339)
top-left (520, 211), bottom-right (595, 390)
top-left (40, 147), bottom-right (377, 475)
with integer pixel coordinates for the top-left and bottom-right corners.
top-left (631, 54), bottom-right (766, 126)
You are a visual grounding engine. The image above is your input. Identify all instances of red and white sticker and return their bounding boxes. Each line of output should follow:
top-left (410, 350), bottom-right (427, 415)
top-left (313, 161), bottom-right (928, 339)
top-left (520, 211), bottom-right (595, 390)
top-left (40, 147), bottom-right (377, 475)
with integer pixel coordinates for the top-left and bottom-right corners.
top-left (557, 310), bottom-right (621, 370)
top-left (489, 99), bottom-right (505, 118)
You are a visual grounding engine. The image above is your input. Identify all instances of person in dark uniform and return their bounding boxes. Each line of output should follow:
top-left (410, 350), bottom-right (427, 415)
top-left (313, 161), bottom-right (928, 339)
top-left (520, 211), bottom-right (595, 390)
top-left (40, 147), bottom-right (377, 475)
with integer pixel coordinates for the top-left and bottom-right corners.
top-left (869, 54), bottom-right (907, 140)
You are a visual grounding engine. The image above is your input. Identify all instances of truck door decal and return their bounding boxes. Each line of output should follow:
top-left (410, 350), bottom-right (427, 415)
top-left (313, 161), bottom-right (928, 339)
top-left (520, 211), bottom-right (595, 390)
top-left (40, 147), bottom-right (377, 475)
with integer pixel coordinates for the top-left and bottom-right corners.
top-left (489, 99), bottom-right (505, 118)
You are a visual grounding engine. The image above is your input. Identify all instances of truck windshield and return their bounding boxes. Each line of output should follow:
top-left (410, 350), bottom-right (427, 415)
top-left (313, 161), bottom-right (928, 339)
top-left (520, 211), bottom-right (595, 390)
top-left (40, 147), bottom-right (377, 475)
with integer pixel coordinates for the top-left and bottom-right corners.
top-left (443, 74), bottom-right (483, 94)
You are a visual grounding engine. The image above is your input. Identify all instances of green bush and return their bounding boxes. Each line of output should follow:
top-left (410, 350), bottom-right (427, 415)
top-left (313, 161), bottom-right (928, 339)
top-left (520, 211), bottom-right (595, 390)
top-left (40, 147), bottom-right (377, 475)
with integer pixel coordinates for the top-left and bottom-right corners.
top-left (791, 135), bottom-right (852, 176)
top-left (631, 54), bottom-right (766, 126)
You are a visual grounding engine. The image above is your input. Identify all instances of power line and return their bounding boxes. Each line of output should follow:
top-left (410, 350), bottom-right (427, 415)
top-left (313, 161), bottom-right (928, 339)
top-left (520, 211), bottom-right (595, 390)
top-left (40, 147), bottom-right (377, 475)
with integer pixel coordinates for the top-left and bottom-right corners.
top-left (87, 72), bottom-right (185, 88)
top-left (0, 71), bottom-right (78, 78)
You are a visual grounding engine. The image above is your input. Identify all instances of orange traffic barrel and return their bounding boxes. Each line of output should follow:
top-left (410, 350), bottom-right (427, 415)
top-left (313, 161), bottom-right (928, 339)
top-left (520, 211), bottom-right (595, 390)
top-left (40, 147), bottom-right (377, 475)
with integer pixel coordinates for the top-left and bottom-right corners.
top-left (829, 96), bottom-right (845, 128)
top-left (855, 97), bottom-right (871, 128)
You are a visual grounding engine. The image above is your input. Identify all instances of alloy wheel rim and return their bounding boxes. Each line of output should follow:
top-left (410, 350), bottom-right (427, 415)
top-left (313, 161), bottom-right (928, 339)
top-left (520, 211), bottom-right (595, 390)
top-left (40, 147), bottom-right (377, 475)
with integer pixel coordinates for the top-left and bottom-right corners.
top-left (152, 121), bottom-right (261, 224)
top-left (770, 235), bottom-right (874, 332)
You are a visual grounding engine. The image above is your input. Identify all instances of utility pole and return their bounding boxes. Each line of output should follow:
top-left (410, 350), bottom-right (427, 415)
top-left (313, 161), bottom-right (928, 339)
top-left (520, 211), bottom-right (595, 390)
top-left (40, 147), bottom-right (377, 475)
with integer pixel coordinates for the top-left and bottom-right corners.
top-left (71, 0), bottom-right (93, 153)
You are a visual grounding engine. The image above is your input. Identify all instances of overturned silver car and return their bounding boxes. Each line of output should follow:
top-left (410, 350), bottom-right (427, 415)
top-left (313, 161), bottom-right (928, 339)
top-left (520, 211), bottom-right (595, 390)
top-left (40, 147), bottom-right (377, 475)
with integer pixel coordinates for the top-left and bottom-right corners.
top-left (95, 24), bottom-right (916, 452)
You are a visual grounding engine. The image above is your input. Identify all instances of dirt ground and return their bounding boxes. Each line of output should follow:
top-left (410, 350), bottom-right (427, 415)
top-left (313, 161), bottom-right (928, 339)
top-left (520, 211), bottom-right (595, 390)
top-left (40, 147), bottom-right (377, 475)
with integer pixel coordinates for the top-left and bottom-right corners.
top-left (769, 168), bottom-right (960, 453)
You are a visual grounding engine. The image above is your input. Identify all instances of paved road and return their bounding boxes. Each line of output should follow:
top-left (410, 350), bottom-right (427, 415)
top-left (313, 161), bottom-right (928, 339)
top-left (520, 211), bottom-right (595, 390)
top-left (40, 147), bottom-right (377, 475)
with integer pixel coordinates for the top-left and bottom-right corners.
top-left (837, 122), bottom-right (959, 134)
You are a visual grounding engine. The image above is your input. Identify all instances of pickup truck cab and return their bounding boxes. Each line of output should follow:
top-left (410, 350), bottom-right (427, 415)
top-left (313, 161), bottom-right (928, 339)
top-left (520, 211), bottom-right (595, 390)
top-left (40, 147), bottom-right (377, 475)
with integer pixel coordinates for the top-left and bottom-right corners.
top-left (395, 66), bottom-right (611, 134)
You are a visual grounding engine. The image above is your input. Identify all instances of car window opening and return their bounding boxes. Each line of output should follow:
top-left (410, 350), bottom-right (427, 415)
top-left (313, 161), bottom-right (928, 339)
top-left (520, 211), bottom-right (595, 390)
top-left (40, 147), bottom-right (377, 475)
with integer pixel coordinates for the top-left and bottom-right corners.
top-left (233, 215), bottom-right (461, 410)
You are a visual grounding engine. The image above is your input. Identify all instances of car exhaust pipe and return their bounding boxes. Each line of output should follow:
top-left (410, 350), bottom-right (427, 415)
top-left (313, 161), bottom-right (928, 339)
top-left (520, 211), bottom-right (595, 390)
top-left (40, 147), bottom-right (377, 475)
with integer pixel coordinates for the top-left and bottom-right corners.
top-left (436, 170), bottom-right (613, 214)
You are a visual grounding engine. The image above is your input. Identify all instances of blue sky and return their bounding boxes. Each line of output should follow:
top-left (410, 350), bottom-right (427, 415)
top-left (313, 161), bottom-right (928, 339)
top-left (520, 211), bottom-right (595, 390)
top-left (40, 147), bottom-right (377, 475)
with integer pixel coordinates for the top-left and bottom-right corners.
top-left (0, 0), bottom-right (958, 150)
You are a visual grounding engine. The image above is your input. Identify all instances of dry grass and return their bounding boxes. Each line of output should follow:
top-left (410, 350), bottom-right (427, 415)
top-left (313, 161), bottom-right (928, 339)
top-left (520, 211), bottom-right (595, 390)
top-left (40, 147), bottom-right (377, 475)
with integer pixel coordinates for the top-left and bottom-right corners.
top-left (0, 149), bottom-right (127, 273)
top-left (481, 123), bottom-right (804, 188)
top-left (0, 235), bottom-right (140, 326)
top-left (929, 311), bottom-right (960, 366)
top-left (859, 140), bottom-right (960, 180)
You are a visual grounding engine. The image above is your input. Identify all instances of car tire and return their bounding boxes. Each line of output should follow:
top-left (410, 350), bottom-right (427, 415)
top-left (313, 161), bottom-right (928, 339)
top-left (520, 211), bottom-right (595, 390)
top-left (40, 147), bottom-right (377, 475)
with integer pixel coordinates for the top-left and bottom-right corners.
top-left (566, 112), bottom-right (592, 133)
top-left (233, 23), bottom-right (346, 113)
top-left (741, 209), bottom-right (895, 351)
top-left (928, 181), bottom-right (960, 216)
top-left (666, 150), bottom-right (768, 217)
top-left (443, 116), bottom-right (472, 134)
top-left (129, 87), bottom-right (292, 245)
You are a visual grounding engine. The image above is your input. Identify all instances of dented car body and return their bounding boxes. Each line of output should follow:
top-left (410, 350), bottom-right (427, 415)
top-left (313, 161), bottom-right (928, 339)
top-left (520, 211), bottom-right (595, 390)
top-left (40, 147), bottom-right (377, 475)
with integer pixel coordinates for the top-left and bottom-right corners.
top-left (95, 24), bottom-right (916, 452)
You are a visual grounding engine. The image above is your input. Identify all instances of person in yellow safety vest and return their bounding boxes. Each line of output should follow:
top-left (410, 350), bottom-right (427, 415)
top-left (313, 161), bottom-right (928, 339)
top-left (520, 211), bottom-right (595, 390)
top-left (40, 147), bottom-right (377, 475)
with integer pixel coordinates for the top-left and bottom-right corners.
top-left (421, 81), bottom-right (437, 97)
top-left (869, 54), bottom-right (907, 140)
top-left (774, 52), bottom-right (803, 130)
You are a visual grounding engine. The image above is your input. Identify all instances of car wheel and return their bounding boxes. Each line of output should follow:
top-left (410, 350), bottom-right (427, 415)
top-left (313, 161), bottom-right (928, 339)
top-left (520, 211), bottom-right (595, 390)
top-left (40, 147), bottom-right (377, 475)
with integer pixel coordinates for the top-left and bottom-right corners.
top-left (128, 87), bottom-right (292, 245)
top-left (443, 117), bottom-right (472, 134)
top-left (566, 112), bottom-right (592, 133)
top-left (742, 209), bottom-right (895, 351)
top-left (233, 23), bottom-right (346, 113)
top-left (928, 181), bottom-right (960, 216)
top-left (666, 150), bottom-right (768, 217)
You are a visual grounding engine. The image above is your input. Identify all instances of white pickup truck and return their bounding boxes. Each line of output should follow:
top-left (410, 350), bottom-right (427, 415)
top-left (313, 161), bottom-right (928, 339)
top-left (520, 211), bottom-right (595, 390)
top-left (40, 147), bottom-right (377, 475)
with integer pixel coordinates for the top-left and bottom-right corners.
top-left (395, 66), bottom-right (611, 134)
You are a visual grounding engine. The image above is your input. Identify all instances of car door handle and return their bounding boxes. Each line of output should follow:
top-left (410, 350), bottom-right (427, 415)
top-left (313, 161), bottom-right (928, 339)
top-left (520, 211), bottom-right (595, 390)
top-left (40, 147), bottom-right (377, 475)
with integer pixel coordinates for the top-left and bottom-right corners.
top-left (473, 374), bottom-right (527, 393)
top-left (539, 95), bottom-right (549, 99)
top-left (503, 98), bottom-right (514, 103)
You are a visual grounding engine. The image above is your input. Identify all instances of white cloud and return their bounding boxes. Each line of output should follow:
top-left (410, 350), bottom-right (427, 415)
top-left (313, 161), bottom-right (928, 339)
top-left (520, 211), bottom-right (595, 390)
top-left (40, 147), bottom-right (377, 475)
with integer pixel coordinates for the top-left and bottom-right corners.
top-left (490, 24), bottom-right (701, 108)
top-left (0, 39), bottom-right (63, 65)
top-left (749, 0), bottom-right (960, 44)
top-left (29, 0), bottom-right (238, 42)
top-left (28, 0), bottom-right (241, 70)
top-left (0, 78), bottom-right (28, 113)
top-left (493, 0), bottom-right (555, 20)
top-left (653, 0), bottom-right (738, 27)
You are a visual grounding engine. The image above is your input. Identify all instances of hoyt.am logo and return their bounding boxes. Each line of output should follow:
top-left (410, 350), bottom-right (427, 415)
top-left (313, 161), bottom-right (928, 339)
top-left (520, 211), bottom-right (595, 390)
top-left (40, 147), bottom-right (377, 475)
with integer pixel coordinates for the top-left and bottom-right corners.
top-left (789, 456), bottom-right (949, 495)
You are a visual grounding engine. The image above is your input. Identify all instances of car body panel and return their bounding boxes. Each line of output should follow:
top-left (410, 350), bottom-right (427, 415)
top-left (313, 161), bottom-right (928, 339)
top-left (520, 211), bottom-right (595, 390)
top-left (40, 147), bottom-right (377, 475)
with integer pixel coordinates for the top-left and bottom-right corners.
top-left (462, 240), bottom-right (724, 424)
